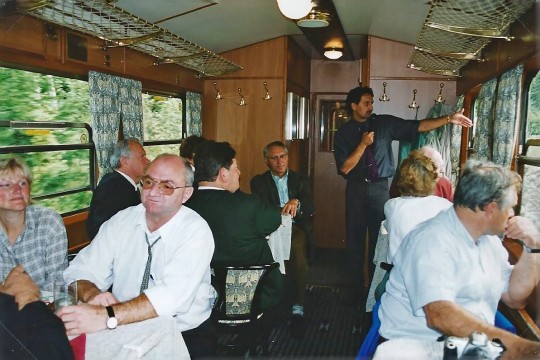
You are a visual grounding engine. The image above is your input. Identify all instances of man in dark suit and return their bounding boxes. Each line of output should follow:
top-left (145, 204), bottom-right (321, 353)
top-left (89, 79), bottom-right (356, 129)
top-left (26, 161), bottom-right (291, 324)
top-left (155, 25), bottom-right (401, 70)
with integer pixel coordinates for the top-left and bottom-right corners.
top-left (86, 138), bottom-right (149, 239)
top-left (0, 265), bottom-right (74, 360)
top-left (185, 141), bottom-right (284, 311)
top-left (250, 141), bottom-right (315, 337)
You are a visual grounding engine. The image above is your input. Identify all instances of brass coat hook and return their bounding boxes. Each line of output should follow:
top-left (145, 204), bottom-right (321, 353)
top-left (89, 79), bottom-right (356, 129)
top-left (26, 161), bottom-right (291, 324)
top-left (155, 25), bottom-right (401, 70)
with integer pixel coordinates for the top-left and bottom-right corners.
top-left (409, 89), bottom-right (420, 109)
top-left (379, 82), bottom-right (390, 102)
top-left (237, 88), bottom-right (247, 106)
top-left (435, 83), bottom-right (445, 103)
top-left (213, 82), bottom-right (222, 100)
top-left (262, 82), bottom-right (272, 100)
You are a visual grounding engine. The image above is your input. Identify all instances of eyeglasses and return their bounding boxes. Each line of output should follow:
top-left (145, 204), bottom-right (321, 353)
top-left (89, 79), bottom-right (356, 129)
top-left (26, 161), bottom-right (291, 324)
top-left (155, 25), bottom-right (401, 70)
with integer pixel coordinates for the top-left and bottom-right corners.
top-left (267, 153), bottom-right (288, 161)
top-left (0, 179), bottom-right (29, 191)
top-left (139, 175), bottom-right (191, 196)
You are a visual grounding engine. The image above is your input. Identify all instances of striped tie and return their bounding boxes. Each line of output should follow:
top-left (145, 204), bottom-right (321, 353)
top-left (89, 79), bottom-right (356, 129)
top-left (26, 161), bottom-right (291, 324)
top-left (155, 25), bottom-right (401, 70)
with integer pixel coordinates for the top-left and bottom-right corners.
top-left (140, 234), bottom-right (161, 294)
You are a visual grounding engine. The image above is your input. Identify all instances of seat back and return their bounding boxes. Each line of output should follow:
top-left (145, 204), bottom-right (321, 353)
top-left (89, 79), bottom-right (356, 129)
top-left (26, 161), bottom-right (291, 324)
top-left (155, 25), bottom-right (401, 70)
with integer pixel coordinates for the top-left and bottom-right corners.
top-left (212, 263), bottom-right (278, 323)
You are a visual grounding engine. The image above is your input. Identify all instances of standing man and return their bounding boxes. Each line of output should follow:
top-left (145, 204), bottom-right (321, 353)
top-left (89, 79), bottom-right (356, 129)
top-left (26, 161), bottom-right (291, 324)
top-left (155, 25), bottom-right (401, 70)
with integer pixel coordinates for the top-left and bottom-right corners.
top-left (86, 138), bottom-right (150, 239)
top-left (185, 141), bottom-right (285, 312)
top-left (59, 154), bottom-right (216, 359)
top-left (333, 86), bottom-right (471, 308)
top-left (379, 160), bottom-right (540, 359)
top-left (250, 141), bottom-right (314, 337)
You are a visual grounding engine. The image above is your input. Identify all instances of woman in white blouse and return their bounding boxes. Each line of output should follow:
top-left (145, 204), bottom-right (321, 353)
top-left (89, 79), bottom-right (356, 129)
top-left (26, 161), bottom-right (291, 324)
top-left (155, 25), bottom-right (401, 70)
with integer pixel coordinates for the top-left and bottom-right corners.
top-left (384, 150), bottom-right (453, 263)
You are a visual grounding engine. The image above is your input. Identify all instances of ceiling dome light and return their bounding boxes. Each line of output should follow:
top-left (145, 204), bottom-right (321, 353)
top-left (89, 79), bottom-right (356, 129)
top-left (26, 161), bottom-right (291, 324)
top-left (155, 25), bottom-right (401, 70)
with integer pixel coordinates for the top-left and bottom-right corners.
top-left (276, 0), bottom-right (312, 20)
top-left (297, 10), bottom-right (329, 28)
top-left (324, 48), bottom-right (343, 60)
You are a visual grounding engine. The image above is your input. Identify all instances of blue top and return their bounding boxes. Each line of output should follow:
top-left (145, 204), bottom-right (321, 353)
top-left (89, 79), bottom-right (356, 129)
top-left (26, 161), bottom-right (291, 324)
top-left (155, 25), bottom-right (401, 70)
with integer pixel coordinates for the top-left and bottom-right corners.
top-left (333, 114), bottom-right (419, 180)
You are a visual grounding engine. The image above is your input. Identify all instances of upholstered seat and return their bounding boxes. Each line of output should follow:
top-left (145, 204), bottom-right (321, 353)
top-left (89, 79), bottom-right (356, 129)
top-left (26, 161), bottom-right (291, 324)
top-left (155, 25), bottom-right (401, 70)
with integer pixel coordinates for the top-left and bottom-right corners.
top-left (211, 263), bottom-right (279, 356)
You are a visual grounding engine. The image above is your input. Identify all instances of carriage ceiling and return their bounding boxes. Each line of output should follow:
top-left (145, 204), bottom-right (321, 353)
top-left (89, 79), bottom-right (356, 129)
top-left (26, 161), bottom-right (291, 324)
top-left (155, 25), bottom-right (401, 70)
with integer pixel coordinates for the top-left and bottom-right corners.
top-left (13, 0), bottom-right (539, 77)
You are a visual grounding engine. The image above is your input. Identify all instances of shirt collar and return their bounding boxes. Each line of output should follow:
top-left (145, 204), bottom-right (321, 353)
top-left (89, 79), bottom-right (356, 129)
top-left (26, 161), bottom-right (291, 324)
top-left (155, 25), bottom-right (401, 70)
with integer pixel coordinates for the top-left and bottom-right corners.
top-left (115, 170), bottom-right (139, 191)
top-left (271, 169), bottom-right (289, 181)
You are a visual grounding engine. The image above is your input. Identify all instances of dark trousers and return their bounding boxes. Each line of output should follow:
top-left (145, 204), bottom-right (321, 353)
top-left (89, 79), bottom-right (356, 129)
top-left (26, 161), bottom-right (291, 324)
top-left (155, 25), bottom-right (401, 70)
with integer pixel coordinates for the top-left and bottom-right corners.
top-left (345, 178), bottom-right (388, 308)
top-left (284, 224), bottom-right (309, 306)
top-left (182, 317), bottom-right (216, 359)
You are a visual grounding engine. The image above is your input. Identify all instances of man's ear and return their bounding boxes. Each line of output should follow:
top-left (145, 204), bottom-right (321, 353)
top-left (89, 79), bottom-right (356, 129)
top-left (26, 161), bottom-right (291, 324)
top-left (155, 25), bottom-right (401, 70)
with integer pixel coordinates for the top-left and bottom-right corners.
top-left (484, 202), bottom-right (498, 218)
top-left (119, 155), bottom-right (129, 168)
top-left (264, 158), bottom-right (270, 168)
top-left (182, 186), bottom-right (194, 203)
top-left (218, 167), bottom-right (228, 183)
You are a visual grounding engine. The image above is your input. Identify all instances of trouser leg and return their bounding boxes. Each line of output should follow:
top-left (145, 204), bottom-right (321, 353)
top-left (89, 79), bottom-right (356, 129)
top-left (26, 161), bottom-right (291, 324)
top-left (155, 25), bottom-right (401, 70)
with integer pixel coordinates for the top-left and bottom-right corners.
top-left (285, 224), bottom-right (308, 305)
top-left (182, 317), bottom-right (216, 359)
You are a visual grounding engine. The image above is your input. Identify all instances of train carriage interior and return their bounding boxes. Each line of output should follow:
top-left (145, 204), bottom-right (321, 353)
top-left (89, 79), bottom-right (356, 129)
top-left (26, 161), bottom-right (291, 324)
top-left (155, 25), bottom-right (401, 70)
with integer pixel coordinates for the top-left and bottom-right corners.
top-left (1, 0), bottom-right (540, 358)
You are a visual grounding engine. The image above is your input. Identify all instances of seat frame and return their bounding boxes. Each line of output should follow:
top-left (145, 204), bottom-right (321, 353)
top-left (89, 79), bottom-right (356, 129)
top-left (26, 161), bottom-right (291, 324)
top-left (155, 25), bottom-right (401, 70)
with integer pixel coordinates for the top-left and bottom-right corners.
top-left (211, 262), bottom-right (279, 357)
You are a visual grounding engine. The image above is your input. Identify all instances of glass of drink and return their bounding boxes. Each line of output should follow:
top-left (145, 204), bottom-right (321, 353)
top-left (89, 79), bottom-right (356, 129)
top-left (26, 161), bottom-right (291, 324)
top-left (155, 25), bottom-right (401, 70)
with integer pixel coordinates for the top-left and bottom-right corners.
top-left (54, 280), bottom-right (77, 311)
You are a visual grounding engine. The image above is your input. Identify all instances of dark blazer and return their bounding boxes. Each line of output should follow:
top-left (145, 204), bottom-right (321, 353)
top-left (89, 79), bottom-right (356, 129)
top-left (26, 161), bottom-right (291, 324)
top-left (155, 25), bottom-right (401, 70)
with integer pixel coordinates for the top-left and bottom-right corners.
top-left (0, 293), bottom-right (74, 360)
top-left (86, 171), bottom-right (141, 239)
top-left (250, 170), bottom-right (315, 239)
top-left (185, 189), bottom-right (284, 310)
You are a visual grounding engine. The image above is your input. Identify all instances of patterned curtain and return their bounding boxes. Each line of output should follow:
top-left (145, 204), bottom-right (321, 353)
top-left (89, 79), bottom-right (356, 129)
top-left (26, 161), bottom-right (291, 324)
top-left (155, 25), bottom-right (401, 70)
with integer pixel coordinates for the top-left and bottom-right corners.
top-left (118, 77), bottom-right (143, 141)
top-left (186, 92), bottom-right (202, 136)
top-left (472, 77), bottom-right (498, 162)
top-left (88, 71), bottom-right (143, 179)
top-left (450, 95), bottom-right (464, 185)
top-left (493, 65), bottom-right (522, 166)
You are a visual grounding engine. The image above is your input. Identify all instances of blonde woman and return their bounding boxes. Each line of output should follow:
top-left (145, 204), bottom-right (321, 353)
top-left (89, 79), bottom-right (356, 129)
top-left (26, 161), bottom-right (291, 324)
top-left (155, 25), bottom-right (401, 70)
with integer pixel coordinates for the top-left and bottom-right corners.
top-left (0, 157), bottom-right (68, 292)
top-left (384, 150), bottom-right (452, 263)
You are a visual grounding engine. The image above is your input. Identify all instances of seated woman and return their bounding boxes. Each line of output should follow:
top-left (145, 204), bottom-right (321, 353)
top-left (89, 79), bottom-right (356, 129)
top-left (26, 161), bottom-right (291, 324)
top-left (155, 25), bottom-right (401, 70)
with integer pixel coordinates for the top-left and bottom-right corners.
top-left (389, 146), bottom-right (453, 201)
top-left (385, 150), bottom-right (453, 264)
top-left (0, 157), bottom-right (68, 292)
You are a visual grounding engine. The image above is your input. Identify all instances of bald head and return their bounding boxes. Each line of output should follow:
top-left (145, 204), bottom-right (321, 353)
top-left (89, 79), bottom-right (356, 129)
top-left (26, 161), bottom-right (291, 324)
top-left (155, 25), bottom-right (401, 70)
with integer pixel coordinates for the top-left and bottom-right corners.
top-left (419, 146), bottom-right (444, 177)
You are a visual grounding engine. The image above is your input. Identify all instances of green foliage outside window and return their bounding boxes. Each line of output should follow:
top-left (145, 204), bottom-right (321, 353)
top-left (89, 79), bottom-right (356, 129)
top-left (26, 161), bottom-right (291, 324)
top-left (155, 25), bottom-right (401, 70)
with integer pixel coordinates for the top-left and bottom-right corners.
top-left (0, 67), bottom-right (92, 214)
top-left (0, 67), bottom-right (187, 214)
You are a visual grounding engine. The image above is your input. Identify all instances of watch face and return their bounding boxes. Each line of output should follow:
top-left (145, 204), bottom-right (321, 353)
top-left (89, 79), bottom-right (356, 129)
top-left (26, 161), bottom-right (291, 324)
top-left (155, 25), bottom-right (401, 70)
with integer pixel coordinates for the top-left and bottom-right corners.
top-left (107, 317), bottom-right (118, 329)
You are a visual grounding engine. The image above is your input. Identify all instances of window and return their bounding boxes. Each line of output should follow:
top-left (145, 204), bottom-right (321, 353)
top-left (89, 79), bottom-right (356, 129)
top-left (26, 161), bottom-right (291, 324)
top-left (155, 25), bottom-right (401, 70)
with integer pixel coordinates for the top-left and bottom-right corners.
top-left (519, 70), bottom-right (540, 229)
top-left (142, 93), bottom-right (184, 160)
top-left (0, 67), bottom-right (93, 215)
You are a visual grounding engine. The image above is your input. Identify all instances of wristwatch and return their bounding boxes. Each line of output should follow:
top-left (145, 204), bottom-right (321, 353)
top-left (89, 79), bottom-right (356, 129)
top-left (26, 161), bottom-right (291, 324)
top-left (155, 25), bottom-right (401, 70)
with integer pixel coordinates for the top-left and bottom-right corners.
top-left (105, 305), bottom-right (118, 330)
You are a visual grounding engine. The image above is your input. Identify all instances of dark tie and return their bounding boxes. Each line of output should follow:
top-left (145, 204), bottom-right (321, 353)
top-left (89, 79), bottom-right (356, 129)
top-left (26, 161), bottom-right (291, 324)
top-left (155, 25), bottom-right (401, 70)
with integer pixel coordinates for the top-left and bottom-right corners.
top-left (365, 146), bottom-right (379, 181)
top-left (140, 234), bottom-right (161, 294)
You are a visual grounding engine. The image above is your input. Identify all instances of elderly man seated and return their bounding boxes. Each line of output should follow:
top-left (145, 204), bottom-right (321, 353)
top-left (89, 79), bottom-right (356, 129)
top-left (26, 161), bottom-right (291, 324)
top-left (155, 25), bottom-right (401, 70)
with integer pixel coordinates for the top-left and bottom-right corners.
top-left (58, 154), bottom-right (215, 359)
top-left (379, 160), bottom-right (540, 358)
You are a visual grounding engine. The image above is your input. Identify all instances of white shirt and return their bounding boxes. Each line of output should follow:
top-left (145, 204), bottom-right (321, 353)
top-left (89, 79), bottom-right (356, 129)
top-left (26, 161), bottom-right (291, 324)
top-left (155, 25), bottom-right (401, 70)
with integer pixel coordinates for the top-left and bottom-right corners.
top-left (65, 204), bottom-right (215, 332)
top-left (379, 208), bottom-right (513, 340)
top-left (384, 195), bottom-right (452, 263)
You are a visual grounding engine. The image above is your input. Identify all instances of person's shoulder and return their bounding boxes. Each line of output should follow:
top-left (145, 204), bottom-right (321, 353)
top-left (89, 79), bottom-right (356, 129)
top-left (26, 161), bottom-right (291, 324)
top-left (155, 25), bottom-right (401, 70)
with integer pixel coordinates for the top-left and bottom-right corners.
top-left (27, 204), bottom-right (62, 221)
top-left (251, 170), bottom-right (271, 183)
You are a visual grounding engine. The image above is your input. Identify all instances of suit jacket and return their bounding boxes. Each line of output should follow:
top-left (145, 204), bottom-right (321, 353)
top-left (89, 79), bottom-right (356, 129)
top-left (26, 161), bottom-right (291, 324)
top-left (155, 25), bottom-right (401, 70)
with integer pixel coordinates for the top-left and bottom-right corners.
top-left (185, 189), bottom-right (284, 310)
top-left (86, 171), bottom-right (141, 239)
top-left (250, 170), bottom-right (315, 238)
top-left (0, 294), bottom-right (74, 360)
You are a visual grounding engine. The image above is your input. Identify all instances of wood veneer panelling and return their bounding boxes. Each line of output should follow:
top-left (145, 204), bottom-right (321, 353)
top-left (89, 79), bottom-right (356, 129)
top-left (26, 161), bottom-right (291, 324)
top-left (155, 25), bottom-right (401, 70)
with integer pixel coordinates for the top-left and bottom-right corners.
top-left (0, 15), bottom-right (203, 93)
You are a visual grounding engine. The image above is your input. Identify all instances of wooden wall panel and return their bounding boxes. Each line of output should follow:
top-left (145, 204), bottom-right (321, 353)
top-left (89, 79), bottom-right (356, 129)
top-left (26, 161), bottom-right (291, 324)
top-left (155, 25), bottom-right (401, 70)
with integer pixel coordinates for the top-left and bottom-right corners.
top-left (218, 37), bottom-right (287, 79)
top-left (0, 16), bottom-right (203, 93)
top-left (287, 39), bottom-right (311, 96)
top-left (203, 36), bottom-right (311, 192)
top-left (203, 78), bottom-right (285, 192)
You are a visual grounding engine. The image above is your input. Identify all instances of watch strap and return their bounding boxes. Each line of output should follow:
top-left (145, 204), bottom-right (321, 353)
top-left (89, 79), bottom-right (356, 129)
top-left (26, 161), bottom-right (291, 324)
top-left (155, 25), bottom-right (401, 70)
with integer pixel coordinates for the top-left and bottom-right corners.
top-left (106, 305), bottom-right (115, 318)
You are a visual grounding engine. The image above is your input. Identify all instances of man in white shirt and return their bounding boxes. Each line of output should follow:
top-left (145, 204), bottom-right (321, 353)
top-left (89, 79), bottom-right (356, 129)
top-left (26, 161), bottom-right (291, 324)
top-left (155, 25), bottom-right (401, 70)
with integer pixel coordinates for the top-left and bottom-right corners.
top-left (59, 154), bottom-right (216, 358)
top-left (379, 160), bottom-right (540, 359)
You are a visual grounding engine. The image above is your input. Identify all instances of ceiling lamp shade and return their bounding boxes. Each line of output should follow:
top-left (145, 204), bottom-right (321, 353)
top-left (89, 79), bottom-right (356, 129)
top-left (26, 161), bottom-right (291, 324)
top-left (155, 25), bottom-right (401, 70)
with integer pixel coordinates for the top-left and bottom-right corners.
top-left (324, 48), bottom-right (343, 60)
top-left (276, 0), bottom-right (312, 20)
top-left (297, 10), bottom-right (329, 28)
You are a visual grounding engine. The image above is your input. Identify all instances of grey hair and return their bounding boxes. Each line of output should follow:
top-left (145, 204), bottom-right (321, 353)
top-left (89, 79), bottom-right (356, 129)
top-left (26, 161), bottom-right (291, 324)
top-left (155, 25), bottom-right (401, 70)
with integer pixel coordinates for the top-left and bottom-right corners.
top-left (109, 138), bottom-right (141, 169)
top-left (263, 141), bottom-right (288, 159)
top-left (453, 159), bottom-right (521, 211)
